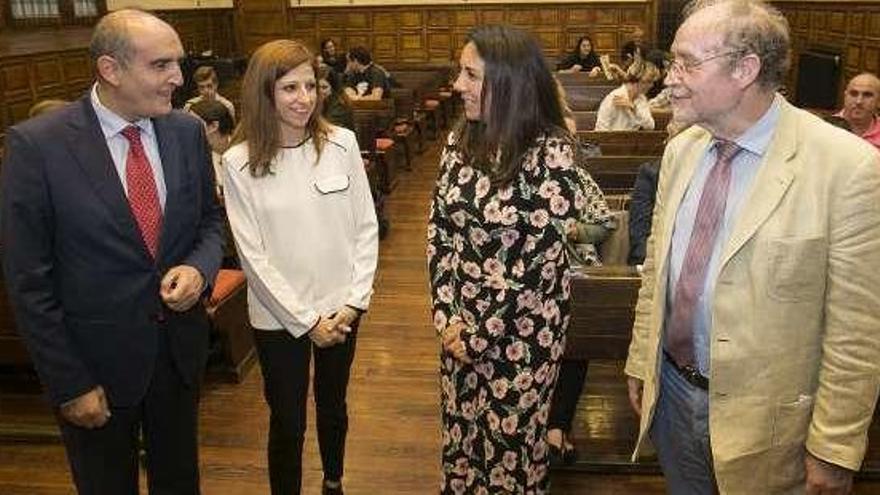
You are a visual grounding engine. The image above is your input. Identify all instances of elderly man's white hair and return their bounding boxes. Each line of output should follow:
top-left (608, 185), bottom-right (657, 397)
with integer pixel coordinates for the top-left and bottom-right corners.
top-left (681, 0), bottom-right (791, 90)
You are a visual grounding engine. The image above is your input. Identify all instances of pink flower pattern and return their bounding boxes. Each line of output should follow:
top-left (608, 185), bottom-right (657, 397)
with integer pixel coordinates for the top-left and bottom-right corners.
top-left (428, 133), bottom-right (583, 494)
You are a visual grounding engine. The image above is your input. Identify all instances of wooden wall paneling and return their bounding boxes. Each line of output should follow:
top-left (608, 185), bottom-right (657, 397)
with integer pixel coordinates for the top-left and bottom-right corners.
top-left (868, 11), bottom-right (880, 39)
top-left (427, 32), bottom-right (453, 63)
top-left (864, 46), bottom-right (879, 74)
top-left (1, 60), bottom-right (33, 112)
top-left (399, 32), bottom-right (427, 63)
top-left (32, 55), bottom-right (66, 102)
top-left (771, 1), bottom-right (880, 108)
top-left (479, 8), bottom-right (505, 25)
top-left (237, 0), bottom-right (289, 54)
top-left (286, 3), bottom-right (654, 66)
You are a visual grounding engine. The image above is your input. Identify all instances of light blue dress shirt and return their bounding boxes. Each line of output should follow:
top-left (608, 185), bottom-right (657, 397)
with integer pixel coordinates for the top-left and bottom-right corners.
top-left (665, 95), bottom-right (782, 375)
top-left (90, 84), bottom-right (167, 210)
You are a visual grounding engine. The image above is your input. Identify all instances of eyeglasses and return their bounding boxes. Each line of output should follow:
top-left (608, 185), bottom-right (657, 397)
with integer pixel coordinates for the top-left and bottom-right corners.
top-left (668, 51), bottom-right (743, 77)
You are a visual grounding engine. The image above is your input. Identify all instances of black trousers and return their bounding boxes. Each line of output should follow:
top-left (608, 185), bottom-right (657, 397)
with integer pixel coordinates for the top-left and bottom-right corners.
top-left (58, 328), bottom-right (201, 495)
top-left (254, 322), bottom-right (358, 495)
top-left (548, 359), bottom-right (588, 431)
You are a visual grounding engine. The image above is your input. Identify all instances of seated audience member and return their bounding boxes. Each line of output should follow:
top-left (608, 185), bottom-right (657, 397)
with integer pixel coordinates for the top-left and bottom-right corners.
top-left (188, 99), bottom-right (234, 198)
top-left (836, 72), bottom-right (880, 149)
top-left (318, 38), bottom-right (347, 75)
top-left (319, 66), bottom-right (355, 131)
top-left (595, 59), bottom-right (660, 130)
top-left (627, 119), bottom-right (687, 266)
top-left (344, 46), bottom-right (390, 100)
top-left (184, 65), bottom-right (236, 119)
top-left (548, 158), bottom-right (616, 467)
top-left (28, 99), bottom-right (68, 118)
top-left (644, 49), bottom-right (671, 100)
top-left (557, 36), bottom-right (602, 76)
top-left (627, 159), bottom-right (659, 266)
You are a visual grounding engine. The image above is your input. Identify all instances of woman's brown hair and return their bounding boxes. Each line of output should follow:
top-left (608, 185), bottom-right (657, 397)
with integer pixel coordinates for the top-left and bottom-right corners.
top-left (232, 39), bottom-right (331, 177)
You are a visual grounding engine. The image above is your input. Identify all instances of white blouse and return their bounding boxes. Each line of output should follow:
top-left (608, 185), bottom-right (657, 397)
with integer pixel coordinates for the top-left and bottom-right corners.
top-left (222, 126), bottom-right (378, 337)
top-left (595, 84), bottom-right (655, 131)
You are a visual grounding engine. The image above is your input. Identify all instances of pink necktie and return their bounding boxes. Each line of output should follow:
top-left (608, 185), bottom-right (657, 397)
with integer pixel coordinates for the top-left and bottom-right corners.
top-left (121, 125), bottom-right (162, 259)
top-left (666, 140), bottom-right (742, 367)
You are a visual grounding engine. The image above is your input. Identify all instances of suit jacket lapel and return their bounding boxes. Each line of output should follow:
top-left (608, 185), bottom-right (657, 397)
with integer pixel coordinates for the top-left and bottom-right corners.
top-left (719, 101), bottom-right (798, 269)
top-left (66, 97), bottom-right (149, 258)
top-left (153, 116), bottom-right (182, 263)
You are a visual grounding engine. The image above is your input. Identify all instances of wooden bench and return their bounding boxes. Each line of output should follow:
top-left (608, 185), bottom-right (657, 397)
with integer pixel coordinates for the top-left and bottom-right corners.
top-left (563, 84), bottom-right (617, 112)
top-left (205, 269), bottom-right (255, 383)
top-left (571, 111), bottom-right (597, 132)
top-left (578, 130), bottom-right (667, 156)
top-left (351, 99), bottom-right (404, 193)
top-left (392, 69), bottom-right (452, 137)
top-left (582, 155), bottom-right (658, 195)
top-left (564, 265), bottom-right (641, 361)
top-left (555, 72), bottom-right (619, 87)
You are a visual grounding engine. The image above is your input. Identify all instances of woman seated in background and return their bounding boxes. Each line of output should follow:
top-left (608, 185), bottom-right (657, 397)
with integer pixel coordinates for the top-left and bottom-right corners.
top-left (223, 39), bottom-right (378, 495)
top-left (595, 58), bottom-right (660, 131)
top-left (318, 38), bottom-right (347, 76)
top-left (557, 35), bottom-right (602, 77)
top-left (319, 66), bottom-right (355, 131)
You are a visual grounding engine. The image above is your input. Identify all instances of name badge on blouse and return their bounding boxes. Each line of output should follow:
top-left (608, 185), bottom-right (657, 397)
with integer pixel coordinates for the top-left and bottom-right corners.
top-left (314, 174), bottom-right (350, 194)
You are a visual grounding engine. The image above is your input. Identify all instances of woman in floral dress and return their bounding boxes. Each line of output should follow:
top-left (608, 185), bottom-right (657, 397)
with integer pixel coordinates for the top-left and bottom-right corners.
top-left (427, 25), bottom-right (586, 494)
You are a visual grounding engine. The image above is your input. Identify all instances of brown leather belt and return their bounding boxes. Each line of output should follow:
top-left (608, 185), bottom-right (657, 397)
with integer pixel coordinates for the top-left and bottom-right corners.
top-left (664, 351), bottom-right (709, 390)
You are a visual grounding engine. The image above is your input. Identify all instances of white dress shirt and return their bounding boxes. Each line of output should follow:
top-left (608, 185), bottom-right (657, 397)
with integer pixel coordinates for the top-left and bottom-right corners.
top-left (90, 84), bottom-right (167, 209)
top-left (222, 126), bottom-right (378, 337)
top-left (595, 84), bottom-right (655, 131)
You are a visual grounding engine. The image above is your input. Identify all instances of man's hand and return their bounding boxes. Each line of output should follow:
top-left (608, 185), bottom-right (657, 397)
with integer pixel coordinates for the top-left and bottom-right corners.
top-left (160, 265), bottom-right (205, 312)
top-left (309, 316), bottom-right (346, 348)
top-left (441, 321), bottom-right (472, 364)
top-left (806, 452), bottom-right (854, 495)
top-left (60, 386), bottom-right (110, 429)
top-left (627, 376), bottom-right (644, 416)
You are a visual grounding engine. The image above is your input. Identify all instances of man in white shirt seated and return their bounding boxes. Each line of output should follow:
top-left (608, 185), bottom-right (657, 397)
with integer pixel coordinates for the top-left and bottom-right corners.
top-left (183, 65), bottom-right (236, 119)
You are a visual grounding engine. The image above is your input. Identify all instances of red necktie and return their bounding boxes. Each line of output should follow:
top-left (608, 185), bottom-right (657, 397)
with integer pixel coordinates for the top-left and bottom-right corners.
top-left (121, 125), bottom-right (162, 259)
top-left (665, 139), bottom-right (743, 367)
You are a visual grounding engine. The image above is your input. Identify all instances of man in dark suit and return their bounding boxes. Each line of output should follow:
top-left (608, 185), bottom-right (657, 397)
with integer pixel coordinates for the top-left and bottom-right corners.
top-left (1, 9), bottom-right (224, 494)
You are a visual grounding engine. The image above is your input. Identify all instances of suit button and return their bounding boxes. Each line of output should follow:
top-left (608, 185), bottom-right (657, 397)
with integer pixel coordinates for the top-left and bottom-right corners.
top-left (155, 311), bottom-right (166, 323)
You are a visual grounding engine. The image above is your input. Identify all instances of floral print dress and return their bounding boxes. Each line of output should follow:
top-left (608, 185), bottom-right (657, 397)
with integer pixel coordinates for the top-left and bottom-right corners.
top-left (427, 132), bottom-right (585, 494)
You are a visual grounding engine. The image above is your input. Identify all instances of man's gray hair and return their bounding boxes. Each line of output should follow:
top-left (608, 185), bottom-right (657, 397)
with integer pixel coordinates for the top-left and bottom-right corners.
top-left (683, 0), bottom-right (791, 90)
top-left (89, 9), bottom-right (162, 66)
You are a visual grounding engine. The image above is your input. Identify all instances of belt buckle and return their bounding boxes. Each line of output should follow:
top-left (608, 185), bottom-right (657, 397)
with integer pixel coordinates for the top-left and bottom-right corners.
top-left (680, 364), bottom-right (707, 389)
top-left (681, 365), bottom-right (699, 384)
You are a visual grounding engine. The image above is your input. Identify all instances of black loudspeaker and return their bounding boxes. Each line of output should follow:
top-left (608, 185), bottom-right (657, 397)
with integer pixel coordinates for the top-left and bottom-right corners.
top-left (795, 50), bottom-right (841, 110)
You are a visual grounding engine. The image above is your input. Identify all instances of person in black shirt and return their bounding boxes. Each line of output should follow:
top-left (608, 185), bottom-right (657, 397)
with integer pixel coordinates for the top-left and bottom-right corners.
top-left (343, 46), bottom-right (390, 101)
top-left (557, 36), bottom-right (602, 76)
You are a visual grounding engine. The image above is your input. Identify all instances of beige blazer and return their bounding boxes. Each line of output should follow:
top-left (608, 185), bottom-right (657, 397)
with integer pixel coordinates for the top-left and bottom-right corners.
top-left (625, 98), bottom-right (880, 494)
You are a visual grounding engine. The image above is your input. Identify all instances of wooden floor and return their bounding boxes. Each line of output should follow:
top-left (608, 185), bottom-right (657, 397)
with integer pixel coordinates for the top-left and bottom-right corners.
top-left (1, 137), bottom-right (880, 494)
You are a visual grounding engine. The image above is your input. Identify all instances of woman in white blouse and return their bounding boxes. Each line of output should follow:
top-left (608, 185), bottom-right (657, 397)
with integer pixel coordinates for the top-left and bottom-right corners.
top-left (594, 59), bottom-right (661, 131)
top-left (222, 39), bottom-right (378, 495)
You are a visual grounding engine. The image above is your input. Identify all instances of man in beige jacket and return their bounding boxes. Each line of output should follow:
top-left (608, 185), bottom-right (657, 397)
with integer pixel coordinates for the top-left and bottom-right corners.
top-left (625, 1), bottom-right (880, 494)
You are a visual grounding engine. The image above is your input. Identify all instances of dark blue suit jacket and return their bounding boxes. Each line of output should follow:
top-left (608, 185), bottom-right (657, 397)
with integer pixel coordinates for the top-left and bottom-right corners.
top-left (1, 95), bottom-right (225, 407)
